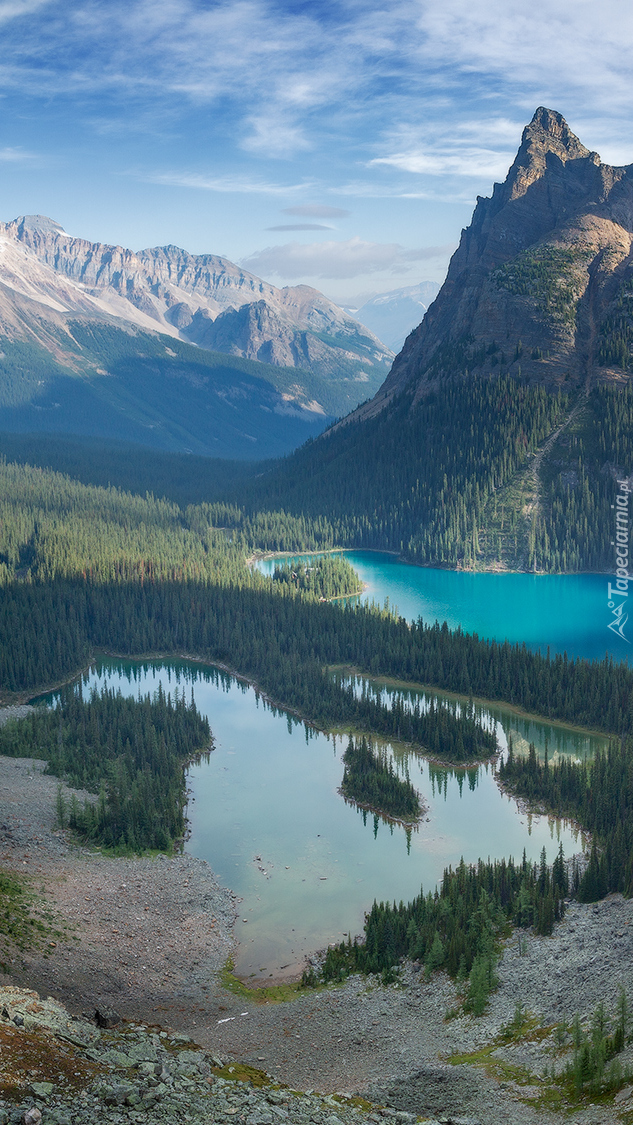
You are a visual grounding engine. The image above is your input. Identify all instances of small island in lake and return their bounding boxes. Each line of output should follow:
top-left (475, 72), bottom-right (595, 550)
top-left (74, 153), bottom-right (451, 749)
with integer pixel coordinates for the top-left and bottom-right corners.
top-left (340, 735), bottom-right (422, 822)
top-left (273, 556), bottom-right (363, 600)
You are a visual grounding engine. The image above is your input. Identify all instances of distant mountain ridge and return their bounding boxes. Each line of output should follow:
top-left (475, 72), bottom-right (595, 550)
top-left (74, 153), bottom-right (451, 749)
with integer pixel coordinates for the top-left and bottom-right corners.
top-left (0, 213), bottom-right (396, 457)
top-left (1, 215), bottom-right (393, 394)
top-left (343, 282), bottom-right (440, 352)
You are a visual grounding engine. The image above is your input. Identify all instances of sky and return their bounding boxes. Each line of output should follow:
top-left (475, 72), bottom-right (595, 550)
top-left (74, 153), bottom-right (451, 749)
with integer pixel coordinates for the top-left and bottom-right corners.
top-left (2, 1), bottom-right (633, 301)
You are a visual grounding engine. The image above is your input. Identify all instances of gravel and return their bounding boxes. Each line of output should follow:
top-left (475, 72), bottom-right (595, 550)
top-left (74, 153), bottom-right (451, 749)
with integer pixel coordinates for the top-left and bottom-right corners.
top-left (0, 708), bottom-right (35, 730)
top-left (0, 754), bottom-right (237, 1018)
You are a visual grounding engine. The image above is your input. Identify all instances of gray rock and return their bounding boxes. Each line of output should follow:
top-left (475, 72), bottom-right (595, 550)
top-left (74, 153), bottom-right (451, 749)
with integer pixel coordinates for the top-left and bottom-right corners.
top-left (95, 1006), bottom-right (120, 1029)
top-left (29, 1084), bottom-right (53, 1099)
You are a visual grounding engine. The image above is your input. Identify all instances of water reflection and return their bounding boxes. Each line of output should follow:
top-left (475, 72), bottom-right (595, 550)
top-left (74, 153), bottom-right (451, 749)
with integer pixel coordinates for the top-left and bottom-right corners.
top-left (41, 657), bottom-right (583, 980)
top-left (340, 671), bottom-right (608, 764)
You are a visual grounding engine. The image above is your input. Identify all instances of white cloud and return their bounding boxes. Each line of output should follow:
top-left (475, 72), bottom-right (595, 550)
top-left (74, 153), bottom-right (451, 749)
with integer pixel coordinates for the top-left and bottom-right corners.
top-left (0, 146), bottom-right (37, 161)
top-left (371, 147), bottom-right (515, 180)
top-left (415, 0), bottom-right (633, 116)
top-left (369, 116), bottom-right (521, 180)
top-left (240, 113), bottom-right (311, 158)
top-left (267, 224), bottom-right (333, 231)
top-left (242, 237), bottom-right (454, 281)
top-left (2, 0), bottom-right (633, 173)
top-left (0, 0), bottom-right (50, 22)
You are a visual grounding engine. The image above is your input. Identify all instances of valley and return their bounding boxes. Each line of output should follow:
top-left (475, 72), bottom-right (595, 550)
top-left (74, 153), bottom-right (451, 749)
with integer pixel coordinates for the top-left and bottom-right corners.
top-left (4, 105), bottom-right (633, 1125)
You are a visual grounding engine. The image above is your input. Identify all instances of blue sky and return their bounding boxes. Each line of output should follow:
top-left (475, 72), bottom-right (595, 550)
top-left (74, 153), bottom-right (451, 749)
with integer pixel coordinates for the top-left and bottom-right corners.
top-left (1, 0), bottom-right (633, 300)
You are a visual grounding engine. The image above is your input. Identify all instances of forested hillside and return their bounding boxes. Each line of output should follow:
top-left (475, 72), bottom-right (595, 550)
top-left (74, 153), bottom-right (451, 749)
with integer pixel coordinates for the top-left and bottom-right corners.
top-left (2, 457), bottom-right (632, 738)
top-left (0, 325), bottom-right (332, 460)
top-left (231, 371), bottom-right (632, 573)
top-left (531, 383), bottom-right (633, 571)
top-left (4, 369), bottom-right (630, 576)
top-left (234, 375), bottom-right (570, 567)
top-left (0, 432), bottom-right (257, 507)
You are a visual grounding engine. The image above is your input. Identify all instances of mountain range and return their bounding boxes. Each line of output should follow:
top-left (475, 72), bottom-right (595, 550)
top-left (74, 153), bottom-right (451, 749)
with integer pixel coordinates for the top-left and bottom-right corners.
top-left (4, 107), bottom-right (632, 572)
top-left (0, 215), bottom-right (392, 458)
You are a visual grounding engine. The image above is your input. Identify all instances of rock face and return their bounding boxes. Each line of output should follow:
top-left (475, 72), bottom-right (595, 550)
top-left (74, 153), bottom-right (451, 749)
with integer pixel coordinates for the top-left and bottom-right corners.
top-left (0, 216), bottom-right (392, 387)
top-left (359, 107), bottom-right (633, 419)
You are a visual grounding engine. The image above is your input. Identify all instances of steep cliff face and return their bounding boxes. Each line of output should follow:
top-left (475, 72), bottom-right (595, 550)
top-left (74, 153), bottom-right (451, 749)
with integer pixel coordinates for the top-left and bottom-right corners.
top-left (0, 216), bottom-right (392, 390)
top-left (360, 107), bottom-right (633, 418)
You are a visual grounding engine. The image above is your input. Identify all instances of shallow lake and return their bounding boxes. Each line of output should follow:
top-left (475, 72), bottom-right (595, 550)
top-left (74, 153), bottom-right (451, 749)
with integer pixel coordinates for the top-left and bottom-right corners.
top-left (75, 657), bottom-right (588, 983)
top-left (257, 551), bottom-right (629, 663)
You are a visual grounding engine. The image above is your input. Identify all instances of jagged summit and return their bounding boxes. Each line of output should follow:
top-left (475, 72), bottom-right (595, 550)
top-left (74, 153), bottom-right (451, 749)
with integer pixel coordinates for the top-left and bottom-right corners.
top-left (503, 107), bottom-right (597, 204)
top-left (523, 106), bottom-right (592, 162)
top-left (352, 108), bottom-right (633, 419)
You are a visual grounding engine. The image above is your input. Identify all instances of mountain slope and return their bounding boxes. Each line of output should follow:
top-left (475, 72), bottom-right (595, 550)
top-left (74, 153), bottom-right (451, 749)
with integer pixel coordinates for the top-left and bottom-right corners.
top-left (0, 323), bottom-right (332, 460)
top-left (236, 109), bottom-right (633, 570)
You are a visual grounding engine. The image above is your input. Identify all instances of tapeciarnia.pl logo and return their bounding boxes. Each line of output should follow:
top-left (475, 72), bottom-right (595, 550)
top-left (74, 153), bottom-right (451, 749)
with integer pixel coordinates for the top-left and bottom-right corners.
top-left (608, 479), bottom-right (630, 641)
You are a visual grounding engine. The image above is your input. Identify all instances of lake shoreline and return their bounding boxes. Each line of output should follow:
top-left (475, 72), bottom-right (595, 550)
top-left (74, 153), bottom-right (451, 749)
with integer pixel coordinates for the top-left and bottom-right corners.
top-left (3, 754), bottom-right (630, 1125)
top-left (330, 665), bottom-right (615, 743)
top-left (0, 645), bottom-right (608, 759)
top-left (247, 545), bottom-right (613, 578)
top-left (19, 646), bottom-right (608, 775)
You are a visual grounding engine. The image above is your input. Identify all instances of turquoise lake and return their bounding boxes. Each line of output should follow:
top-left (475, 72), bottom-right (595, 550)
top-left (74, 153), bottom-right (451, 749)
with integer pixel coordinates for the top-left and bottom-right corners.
top-left (258, 551), bottom-right (629, 663)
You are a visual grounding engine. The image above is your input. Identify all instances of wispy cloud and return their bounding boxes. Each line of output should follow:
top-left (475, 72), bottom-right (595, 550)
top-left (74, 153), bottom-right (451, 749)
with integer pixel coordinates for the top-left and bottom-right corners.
top-left (0, 145), bottom-right (37, 161)
top-left (241, 112), bottom-right (311, 158)
top-left (0, 0), bottom-right (50, 23)
top-left (0, 0), bottom-right (633, 215)
top-left (371, 147), bottom-right (514, 180)
top-left (242, 237), bottom-right (454, 281)
top-left (142, 170), bottom-right (309, 195)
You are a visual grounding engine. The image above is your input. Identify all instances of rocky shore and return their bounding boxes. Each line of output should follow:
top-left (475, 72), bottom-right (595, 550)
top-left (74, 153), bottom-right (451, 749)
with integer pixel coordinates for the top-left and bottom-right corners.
top-left (2, 751), bottom-right (633, 1124)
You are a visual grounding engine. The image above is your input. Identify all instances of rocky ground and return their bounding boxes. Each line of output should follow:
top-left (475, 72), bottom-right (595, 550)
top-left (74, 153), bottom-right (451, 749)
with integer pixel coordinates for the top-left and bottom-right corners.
top-left (2, 748), bottom-right (633, 1124)
top-left (1, 986), bottom-right (422, 1125)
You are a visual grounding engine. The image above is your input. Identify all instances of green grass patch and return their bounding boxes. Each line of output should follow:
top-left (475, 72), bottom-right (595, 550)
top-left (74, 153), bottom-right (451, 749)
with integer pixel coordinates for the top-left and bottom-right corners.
top-left (0, 868), bottom-right (66, 963)
top-left (210, 1063), bottom-right (272, 1087)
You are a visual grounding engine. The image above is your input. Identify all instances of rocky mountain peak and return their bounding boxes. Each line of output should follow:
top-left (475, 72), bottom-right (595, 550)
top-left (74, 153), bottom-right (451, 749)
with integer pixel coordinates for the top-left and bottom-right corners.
top-left (504, 107), bottom-right (596, 203)
top-left (350, 108), bottom-right (633, 421)
top-left (525, 106), bottom-right (591, 160)
top-left (15, 214), bottom-right (66, 235)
